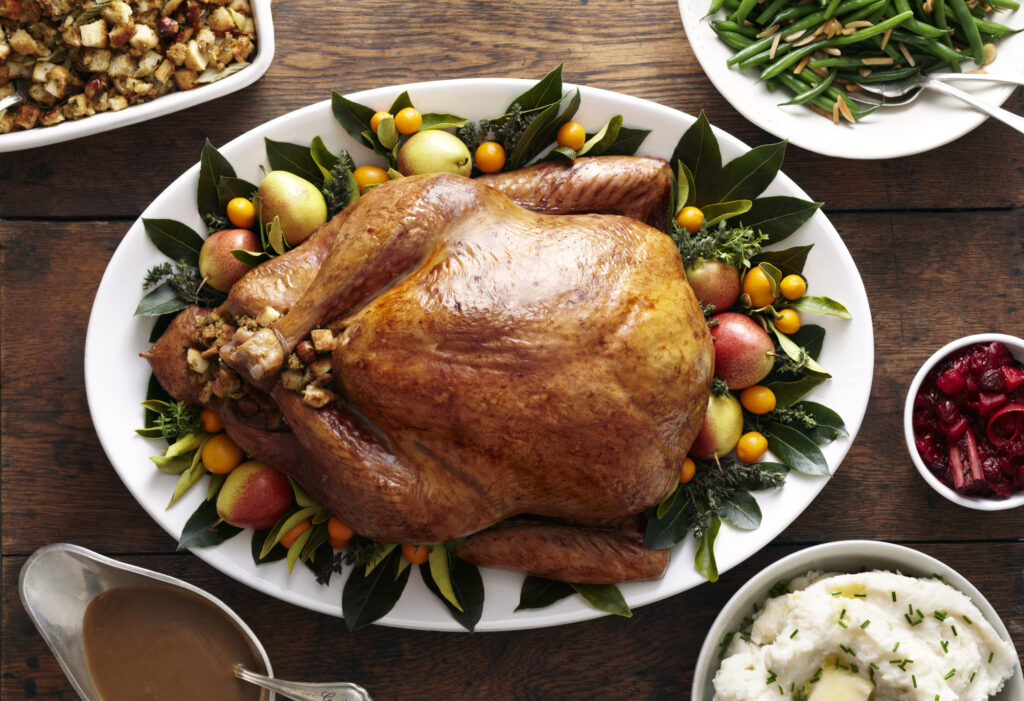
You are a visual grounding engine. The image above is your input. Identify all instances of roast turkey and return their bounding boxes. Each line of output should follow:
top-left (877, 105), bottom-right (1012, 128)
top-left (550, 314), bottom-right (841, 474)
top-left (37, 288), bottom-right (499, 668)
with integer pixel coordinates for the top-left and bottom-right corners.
top-left (145, 156), bottom-right (714, 583)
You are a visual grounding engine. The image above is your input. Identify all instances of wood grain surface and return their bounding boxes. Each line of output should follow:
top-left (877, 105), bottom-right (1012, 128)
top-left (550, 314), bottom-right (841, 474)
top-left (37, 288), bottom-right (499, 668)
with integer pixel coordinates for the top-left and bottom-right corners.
top-left (1, 0), bottom-right (1022, 698)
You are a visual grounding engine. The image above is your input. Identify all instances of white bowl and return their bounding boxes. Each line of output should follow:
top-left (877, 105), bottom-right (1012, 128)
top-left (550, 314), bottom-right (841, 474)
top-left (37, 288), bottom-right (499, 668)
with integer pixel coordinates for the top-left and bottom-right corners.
top-left (0, 0), bottom-right (274, 153)
top-left (691, 540), bottom-right (1024, 701)
top-left (904, 333), bottom-right (1024, 511)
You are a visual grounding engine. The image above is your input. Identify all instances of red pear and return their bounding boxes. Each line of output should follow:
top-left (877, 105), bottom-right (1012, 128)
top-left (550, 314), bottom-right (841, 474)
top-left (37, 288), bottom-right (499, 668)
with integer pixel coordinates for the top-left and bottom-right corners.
top-left (711, 312), bottom-right (776, 390)
top-left (198, 228), bottom-right (261, 292)
top-left (215, 460), bottom-right (292, 529)
top-left (685, 258), bottom-right (741, 313)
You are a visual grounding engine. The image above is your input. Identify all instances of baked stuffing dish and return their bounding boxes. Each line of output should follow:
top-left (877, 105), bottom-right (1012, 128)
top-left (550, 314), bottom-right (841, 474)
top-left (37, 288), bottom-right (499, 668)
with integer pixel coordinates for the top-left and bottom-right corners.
top-left (0, 0), bottom-right (255, 132)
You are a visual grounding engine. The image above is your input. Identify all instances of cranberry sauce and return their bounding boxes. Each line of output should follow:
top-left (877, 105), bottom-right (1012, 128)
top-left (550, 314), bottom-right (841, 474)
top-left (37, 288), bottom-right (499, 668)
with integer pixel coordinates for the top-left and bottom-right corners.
top-left (912, 341), bottom-right (1024, 499)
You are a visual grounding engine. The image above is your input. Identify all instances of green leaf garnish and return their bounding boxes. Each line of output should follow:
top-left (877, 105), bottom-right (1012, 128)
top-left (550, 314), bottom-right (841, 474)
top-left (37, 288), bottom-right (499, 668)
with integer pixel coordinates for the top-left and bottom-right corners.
top-left (178, 498), bottom-right (242, 550)
top-left (738, 196), bottom-right (821, 245)
top-left (342, 547), bottom-right (411, 631)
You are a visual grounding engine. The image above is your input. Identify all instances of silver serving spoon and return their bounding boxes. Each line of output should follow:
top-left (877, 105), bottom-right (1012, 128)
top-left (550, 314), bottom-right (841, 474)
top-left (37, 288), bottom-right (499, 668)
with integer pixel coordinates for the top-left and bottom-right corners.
top-left (19, 543), bottom-right (372, 701)
top-left (0, 79), bottom-right (34, 112)
top-left (848, 72), bottom-right (1024, 135)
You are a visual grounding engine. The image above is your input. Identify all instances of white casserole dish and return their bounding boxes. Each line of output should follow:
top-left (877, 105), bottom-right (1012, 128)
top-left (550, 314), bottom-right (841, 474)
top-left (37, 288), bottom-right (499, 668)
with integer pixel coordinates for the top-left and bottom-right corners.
top-left (0, 0), bottom-right (273, 153)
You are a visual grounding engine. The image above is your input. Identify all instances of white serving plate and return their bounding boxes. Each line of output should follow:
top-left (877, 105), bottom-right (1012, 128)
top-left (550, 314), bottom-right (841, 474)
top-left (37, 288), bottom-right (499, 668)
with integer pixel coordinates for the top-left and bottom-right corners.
top-left (84, 79), bottom-right (874, 631)
top-left (691, 540), bottom-right (1023, 700)
top-left (679, 1), bottom-right (1024, 159)
top-left (0, 0), bottom-right (274, 153)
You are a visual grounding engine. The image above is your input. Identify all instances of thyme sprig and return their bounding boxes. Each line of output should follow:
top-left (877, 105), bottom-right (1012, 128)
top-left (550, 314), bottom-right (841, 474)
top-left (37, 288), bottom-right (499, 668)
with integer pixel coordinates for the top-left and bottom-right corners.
top-left (671, 220), bottom-right (767, 269)
top-left (143, 261), bottom-right (227, 307)
top-left (152, 401), bottom-right (202, 440)
top-left (766, 406), bottom-right (819, 431)
top-left (457, 102), bottom-right (531, 163)
top-left (682, 458), bottom-right (786, 541)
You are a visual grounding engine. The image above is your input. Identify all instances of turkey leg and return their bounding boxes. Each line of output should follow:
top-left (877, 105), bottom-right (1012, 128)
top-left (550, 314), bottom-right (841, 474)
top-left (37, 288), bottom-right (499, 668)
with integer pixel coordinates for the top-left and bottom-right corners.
top-left (220, 174), bottom-right (484, 385)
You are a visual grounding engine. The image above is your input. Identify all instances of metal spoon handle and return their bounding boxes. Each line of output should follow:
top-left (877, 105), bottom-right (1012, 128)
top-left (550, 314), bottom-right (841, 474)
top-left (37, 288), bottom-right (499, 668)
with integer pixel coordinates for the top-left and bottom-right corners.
top-left (0, 92), bottom-right (24, 111)
top-left (928, 72), bottom-right (1024, 87)
top-left (924, 77), bottom-right (1024, 135)
top-left (235, 665), bottom-right (373, 701)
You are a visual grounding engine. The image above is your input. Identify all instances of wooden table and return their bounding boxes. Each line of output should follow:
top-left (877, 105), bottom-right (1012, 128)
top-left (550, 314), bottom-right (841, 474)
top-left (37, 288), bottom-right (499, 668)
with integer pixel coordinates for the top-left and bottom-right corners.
top-left (2, 1), bottom-right (1022, 698)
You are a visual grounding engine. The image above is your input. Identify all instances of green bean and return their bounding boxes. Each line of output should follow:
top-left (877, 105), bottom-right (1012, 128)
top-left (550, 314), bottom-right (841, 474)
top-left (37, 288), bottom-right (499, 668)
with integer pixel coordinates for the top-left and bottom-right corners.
top-left (890, 28), bottom-right (964, 63)
top-left (988, 0), bottom-right (1020, 9)
top-left (776, 71), bottom-right (881, 120)
top-left (933, 0), bottom-right (955, 49)
top-left (779, 68), bottom-right (837, 104)
top-left (708, 0), bottom-right (727, 14)
top-left (755, 0), bottom-right (789, 26)
top-left (771, 4), bottom-right (822, 23)
top-left (845, 0), bottom-right (887, 23)
top-left (892, 0), bottom-right (947, 37)
top-left (841, 66), bottom-right (918, 81)
top-left (833, 11), bottom-right (914, 44)
top-left (824, 0), bottom-right (843, 18)
top-left (730, 0), bottom-right (759, 25)
top-left (715, 29), bottom-right (758, 51)
top-left (809, 56), bottom-right (899, 67)
top-left (948, 0), bottom-right (986, 64)
top-left (971, 16), bottom-right (1021, 37)
top-left (737, 41), bottom-right (795, 70)
top-left (759, 39), bottom-right (833, 81)
top-left (712, 20), bottom-right (761, 38)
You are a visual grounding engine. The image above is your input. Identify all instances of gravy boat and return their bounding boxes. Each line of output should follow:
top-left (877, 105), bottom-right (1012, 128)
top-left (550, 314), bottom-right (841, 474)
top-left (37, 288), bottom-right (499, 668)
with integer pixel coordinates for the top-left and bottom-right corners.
top-left (19, 543), bottom-right (373, 701)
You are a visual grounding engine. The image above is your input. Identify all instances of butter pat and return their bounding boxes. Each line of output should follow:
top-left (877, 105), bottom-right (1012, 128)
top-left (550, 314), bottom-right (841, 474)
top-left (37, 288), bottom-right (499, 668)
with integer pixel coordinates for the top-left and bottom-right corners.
top-left (806, 666), bottom-right (873, 701)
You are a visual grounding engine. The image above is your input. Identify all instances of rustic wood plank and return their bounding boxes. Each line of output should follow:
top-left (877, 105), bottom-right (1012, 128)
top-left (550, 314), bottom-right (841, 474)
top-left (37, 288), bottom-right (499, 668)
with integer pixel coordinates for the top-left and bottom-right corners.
top-left (0, 0), bottom-right (1021, 218)
top-left (4, 543), bottom-right (1021, 700)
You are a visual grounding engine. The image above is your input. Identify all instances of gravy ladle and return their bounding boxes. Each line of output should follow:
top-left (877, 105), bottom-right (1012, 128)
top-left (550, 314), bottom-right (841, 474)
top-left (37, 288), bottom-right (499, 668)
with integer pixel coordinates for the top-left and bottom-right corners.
top-left (18, 543), bottom-right (372, 701)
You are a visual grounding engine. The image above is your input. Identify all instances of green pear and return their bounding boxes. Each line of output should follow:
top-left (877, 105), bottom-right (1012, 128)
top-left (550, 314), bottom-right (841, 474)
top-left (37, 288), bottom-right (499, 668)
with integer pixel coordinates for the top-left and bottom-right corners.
top-left (689, 392), bottom-right (744, 460)
top-left (215, 460), bottom-right (293, 529)
top-left (258, 170), bottom-right (328, 246)
top-left (396, 130), bottom-right (472, 177)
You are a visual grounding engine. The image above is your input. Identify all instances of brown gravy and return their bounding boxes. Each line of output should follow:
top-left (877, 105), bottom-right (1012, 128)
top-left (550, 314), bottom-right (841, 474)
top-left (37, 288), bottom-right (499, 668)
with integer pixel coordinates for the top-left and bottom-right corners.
top-left (82, 584), bottom-right (263, 701)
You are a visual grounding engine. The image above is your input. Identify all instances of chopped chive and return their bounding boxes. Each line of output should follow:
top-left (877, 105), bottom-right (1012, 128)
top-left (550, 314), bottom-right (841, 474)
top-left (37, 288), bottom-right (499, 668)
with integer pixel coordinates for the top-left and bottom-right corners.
top-left (892, 591), bottom-right (897, 602)
top-left (988, 651), bottom-right (994, 663)
top-left (860, 620), bottom-right (871, 629)
top-left (870, 663), bottom-right (879, 670)
top-left (831, 591), bottom-right (841, 596)
top-left (970, 672), bottom-right (976, 682)
top-left (840, 608), bottom-right (847, 619)
top-left (944, 668), bottom-right (956, 680)
top-left (962, 615), bottom-right (973, 625)
top-left (838, 621), bottom-right (849, 629)
top-left (916, 608), bottom-right (925, 619)
top-left (778, 685), bottom-right (784, 695)
top-left (790, 629), bottom-right (799, 638)
top-left (766, 670), bottom-right (777, 685)
top-left (951, 625), bottom-right (958, 637)
top-left (850, 663), bottom-right (859, 674)
top-left (893, 642), bottom-right (900, 652)
top-left (941, 640), bottom-right (949, 653)
top-left (908, 604), bottom-right (914, 616)
top-left (933, 611), bottom-right (947, 621)
top-left (934, 573), bottom-right (949, 585)
top-left (840, 644), bottom-right (857, 657)
top-left (912, 673), bottom-right (917, 688)
top-left (854, 593), bottom-right (867, 598)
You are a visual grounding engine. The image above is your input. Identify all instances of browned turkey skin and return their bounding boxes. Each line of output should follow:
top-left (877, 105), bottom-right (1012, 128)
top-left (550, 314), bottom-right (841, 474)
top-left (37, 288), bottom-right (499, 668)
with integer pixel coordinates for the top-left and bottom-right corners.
top-left (144, 156), bottom-right (714, 584)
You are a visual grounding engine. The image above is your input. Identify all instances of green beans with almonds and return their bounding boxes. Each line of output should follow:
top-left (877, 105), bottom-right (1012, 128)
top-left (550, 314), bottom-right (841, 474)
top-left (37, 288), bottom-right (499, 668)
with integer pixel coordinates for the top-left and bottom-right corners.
top-left (706, 0), bottom-right (1018, 124)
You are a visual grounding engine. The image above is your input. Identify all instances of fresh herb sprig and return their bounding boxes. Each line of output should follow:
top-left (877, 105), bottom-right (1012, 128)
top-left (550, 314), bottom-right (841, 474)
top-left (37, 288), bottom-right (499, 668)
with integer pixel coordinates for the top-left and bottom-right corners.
top-left (672, 220), bottom-right (767, 270)
top-left (143, 262), bottom-right (226, 308)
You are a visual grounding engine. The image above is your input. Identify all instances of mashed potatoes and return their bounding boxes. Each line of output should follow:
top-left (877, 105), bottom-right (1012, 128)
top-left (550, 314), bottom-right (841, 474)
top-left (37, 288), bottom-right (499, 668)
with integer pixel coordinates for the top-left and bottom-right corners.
top-left (713, 571), bottom-right (1017, 701)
